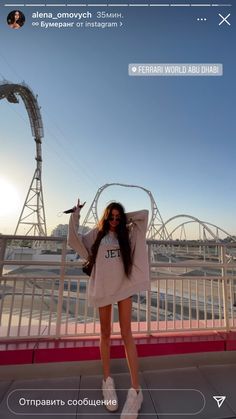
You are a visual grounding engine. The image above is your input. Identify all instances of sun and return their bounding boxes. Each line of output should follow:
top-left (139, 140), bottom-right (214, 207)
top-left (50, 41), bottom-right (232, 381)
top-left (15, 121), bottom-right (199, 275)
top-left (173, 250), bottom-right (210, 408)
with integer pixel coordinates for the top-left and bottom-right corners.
top-left (0, 177), bottom-right (20, 216)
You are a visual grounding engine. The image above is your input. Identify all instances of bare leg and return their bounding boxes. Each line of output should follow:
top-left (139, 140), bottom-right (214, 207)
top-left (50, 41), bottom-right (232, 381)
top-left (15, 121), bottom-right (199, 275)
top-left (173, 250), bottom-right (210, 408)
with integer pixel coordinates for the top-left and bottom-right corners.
top-left (118, 297), bottom-right (140, 390)
top-left (99, 304), bottom-right (112, 380)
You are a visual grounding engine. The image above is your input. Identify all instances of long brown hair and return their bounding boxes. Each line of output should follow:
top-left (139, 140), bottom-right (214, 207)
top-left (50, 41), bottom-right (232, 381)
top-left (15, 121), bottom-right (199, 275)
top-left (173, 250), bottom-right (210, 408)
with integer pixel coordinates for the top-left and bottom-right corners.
top-left (90, 202), bottom-right (132, 277)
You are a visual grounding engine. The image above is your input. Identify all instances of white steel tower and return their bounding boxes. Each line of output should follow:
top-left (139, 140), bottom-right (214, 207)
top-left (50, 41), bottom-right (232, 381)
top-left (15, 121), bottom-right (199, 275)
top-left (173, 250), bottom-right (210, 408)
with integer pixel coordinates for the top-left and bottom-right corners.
top-left (0, 82), bottom-right (47, 236)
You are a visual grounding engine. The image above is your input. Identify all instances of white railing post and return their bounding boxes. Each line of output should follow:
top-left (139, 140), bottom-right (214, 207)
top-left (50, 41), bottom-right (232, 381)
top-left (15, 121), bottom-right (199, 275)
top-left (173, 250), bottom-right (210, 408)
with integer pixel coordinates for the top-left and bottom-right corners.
top-left (0, 237), bottom-right (7, 277)
top-left (221, 244), bottom-right (230, 332)
top-left (147, 243), bottom-right (152, 335)
top-left (56, 240), bottom-right (67, 338)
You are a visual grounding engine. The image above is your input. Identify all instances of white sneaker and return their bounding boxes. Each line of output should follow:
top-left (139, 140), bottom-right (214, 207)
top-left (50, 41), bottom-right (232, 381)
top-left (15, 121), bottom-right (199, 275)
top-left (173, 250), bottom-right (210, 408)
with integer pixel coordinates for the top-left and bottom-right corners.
top-left (102, 376), bottom-right (118, 412)
top-left (121, 387), bottom-right (143, 419)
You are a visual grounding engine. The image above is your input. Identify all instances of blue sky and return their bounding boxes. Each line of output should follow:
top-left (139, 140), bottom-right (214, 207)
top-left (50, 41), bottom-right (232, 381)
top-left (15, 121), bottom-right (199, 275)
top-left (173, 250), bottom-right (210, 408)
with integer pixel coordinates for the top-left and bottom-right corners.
top-left (0, 1), bottom-right (235, 237)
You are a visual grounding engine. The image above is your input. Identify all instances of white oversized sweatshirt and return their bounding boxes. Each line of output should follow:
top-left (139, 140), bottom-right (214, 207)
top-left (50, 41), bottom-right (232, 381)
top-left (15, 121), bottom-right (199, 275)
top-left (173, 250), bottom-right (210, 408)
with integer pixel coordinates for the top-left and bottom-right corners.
top-left (68, 208), bottom-right (150, 308)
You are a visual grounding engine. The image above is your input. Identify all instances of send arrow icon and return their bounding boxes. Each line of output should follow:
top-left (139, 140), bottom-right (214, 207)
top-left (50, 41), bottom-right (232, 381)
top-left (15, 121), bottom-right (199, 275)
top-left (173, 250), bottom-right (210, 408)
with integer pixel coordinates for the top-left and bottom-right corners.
top-left (213, 396), bottom-right (226, 408)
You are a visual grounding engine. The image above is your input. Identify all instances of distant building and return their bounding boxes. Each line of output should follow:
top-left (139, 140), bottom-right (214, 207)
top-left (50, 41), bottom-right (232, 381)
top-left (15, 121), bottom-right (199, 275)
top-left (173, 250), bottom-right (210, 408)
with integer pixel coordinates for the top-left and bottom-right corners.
top-left (51, 224), bottom-right (91, 238)
top-left (51, 224), bottom-right (68, 238)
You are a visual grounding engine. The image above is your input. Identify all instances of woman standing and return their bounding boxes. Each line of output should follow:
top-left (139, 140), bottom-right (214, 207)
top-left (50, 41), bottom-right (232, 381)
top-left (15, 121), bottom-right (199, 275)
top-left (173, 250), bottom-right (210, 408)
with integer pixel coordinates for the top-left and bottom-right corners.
top-left (68, 200), bottom-right (150, 418)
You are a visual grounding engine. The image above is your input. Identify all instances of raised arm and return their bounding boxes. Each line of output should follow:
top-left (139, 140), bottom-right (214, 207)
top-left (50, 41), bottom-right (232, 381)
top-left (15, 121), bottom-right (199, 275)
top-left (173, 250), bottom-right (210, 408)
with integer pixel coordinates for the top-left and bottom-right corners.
top-left (126, 210), bottom-right (149, 235)
top-left (67, 204), bottom-right (97, 259)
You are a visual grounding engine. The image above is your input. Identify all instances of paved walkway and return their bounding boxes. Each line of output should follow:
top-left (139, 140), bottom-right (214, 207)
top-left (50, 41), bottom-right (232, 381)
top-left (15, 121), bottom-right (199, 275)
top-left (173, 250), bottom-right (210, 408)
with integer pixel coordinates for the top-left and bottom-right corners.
top-left (0, 354), bottom-right (236, 419)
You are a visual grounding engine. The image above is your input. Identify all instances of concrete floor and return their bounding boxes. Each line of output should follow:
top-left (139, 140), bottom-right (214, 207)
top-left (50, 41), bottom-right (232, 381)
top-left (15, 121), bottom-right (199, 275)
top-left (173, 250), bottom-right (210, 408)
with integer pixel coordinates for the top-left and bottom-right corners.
top-left (0, 352), bottom-right (236, 419)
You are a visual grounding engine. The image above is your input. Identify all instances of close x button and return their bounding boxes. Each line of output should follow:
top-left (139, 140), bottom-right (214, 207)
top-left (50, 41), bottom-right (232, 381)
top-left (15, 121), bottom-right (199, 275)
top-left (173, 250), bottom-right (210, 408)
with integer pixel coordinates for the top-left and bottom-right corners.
top-left (218, 13), bottom-right (231, 26)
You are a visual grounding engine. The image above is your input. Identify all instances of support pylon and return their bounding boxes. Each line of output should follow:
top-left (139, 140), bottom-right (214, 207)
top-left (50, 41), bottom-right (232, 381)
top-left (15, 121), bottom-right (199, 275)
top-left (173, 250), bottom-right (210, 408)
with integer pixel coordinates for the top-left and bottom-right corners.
top-left (14, 168), bottom-right (47, 236)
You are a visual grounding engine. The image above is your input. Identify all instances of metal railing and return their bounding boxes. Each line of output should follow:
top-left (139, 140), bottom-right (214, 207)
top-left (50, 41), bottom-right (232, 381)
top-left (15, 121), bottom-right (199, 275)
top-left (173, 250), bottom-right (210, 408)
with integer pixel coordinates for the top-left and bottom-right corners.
top-left (0, 235), bottom-right (235, 341)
